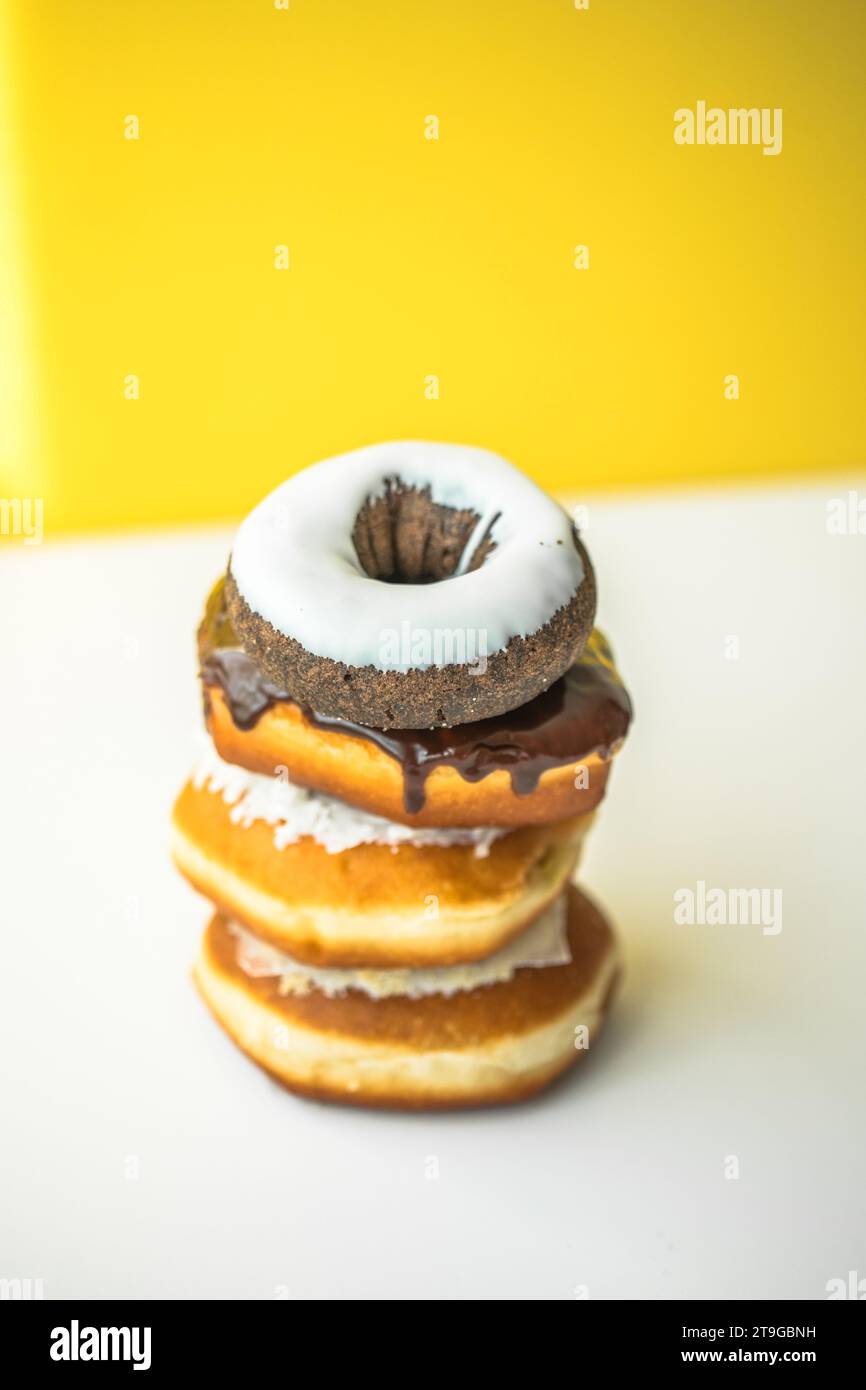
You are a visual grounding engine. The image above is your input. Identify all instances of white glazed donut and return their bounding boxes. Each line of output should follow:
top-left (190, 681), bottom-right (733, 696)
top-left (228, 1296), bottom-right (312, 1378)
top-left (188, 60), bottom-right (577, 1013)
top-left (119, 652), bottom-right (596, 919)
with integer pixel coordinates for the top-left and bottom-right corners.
top-left (226, 441), bottom-right (596, 727)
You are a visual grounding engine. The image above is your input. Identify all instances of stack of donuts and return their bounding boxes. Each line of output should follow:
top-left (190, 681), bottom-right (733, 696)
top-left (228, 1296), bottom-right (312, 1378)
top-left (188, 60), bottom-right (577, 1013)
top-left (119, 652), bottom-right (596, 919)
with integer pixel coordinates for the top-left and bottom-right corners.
top-left (172, 443), bottom-right (632, 1109)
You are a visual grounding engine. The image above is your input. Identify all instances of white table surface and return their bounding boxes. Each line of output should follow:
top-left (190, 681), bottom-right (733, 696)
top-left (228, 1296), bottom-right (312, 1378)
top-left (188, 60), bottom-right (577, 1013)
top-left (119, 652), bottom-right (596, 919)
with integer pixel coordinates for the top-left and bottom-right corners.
top-left (2, 478), bottom-right (865, 1301)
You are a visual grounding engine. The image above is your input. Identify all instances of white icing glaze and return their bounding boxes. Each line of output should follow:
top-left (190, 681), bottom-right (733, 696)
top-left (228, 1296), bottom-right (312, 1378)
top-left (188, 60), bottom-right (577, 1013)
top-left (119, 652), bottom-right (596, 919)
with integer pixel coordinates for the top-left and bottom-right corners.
top-left (191, 741), bottom-right (506, 857)
top-left (229, 897), bottom-right (572, 998)
top-left (229, 441), bottom-right (584, 671)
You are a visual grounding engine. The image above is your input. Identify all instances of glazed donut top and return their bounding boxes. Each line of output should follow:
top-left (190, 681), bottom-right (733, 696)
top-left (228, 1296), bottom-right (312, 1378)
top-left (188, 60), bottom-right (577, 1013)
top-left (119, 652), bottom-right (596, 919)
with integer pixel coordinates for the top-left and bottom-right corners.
top-left (229, 442), bottom-right (586, 673)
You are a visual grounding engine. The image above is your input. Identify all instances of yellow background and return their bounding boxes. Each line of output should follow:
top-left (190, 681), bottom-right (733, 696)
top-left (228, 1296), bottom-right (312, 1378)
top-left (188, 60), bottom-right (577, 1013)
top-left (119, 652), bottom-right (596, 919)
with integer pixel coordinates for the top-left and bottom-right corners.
top-left (2, 0), bottom-right (864, 531)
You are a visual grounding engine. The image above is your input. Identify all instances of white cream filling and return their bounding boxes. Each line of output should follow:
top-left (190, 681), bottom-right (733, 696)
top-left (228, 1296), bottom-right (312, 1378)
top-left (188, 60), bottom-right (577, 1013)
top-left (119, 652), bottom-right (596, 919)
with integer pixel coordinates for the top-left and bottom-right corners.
top-left (229, 898), bottom-right (571, 999)
top-left (192, 741), bottom-right (506, 857)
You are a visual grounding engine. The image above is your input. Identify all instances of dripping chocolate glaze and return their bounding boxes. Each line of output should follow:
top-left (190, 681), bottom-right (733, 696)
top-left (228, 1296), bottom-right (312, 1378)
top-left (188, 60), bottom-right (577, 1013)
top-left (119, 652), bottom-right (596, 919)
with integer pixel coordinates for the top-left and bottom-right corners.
top-left (199, 578), bottom-right (633, 816)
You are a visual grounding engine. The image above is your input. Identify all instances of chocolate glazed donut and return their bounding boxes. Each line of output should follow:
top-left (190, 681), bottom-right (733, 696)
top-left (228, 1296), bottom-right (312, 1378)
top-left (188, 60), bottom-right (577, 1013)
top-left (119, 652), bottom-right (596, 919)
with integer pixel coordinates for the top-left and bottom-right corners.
top-left (199, 576), bottom-right (633, 827)
top-left (225, 442), bottom-right (597, 728)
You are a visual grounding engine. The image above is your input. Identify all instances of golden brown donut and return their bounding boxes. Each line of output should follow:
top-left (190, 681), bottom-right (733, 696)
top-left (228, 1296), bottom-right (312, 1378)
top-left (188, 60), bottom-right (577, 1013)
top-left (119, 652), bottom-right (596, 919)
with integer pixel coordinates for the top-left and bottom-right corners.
top-left (193, 885), bottom-right (620, 1110)
top-left (199, 579), bottom-right (632, 829)
top-left (204, 684), bottom-right (618, 828)
top-left (172, 775), bottom-right (592, 967)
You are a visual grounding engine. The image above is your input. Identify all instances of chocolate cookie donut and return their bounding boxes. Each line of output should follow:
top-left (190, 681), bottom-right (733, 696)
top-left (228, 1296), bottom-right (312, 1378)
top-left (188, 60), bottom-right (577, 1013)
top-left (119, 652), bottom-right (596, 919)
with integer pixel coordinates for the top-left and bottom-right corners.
top-left (227, 442), bottom-right (596, 727)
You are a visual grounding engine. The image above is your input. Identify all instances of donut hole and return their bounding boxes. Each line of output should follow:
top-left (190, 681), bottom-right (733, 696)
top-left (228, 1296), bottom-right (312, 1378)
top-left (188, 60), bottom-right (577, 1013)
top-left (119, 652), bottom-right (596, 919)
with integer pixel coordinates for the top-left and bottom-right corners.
top-left (352, 481), bottom-right (496, 585)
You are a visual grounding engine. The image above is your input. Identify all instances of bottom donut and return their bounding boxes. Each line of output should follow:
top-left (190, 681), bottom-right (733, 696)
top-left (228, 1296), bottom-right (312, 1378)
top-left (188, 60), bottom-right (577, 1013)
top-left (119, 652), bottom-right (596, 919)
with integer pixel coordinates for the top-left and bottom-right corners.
top-left (193, 884), bottom-right (621, 1110)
